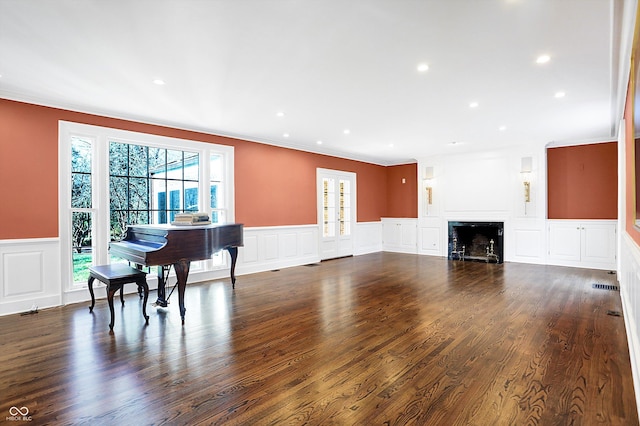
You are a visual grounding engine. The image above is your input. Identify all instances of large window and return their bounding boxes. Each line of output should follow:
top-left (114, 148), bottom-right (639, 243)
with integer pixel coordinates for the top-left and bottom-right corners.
top-left (70, 136), bottom-right (96, 282)
top-left (59, 122), bottom-right (235, 288)
top-left (108, 142), bottom-right (201, 240)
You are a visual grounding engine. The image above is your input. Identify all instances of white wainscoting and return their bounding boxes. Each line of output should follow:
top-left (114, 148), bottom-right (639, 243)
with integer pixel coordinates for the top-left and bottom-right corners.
top-left (508, 218), bottom-right (546, 265)
top-left (0, 223), bottom-right (385, 316)
top-left (620, 233), bottom-right (640, 415)
top-left (238, 222), bottom-right (383, 273)
top-left (237, 225), bottom-right (320, 274)
top-left (0, 238), bottom-right (61, 316)
top-left (355, 221), bottom-right (383, 255)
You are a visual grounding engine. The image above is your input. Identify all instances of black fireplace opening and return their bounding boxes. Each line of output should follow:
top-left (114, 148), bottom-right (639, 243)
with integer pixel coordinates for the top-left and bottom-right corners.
top-left (448, 221), bottom-right (504, 264)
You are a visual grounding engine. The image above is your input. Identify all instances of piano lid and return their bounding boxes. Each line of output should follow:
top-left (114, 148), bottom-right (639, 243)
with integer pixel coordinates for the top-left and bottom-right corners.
top-left (127, 223), bottom-right (225, 231)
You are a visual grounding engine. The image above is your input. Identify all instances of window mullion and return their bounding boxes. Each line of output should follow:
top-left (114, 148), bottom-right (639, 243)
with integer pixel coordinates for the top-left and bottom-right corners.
top-left (202, 149), bottom-right (211, 216)
top-left (95, 135), bottom-right (110, 265)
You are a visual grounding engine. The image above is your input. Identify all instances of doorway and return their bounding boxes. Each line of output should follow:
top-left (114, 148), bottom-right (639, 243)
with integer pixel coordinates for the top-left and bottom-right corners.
top-left (317, 168), bottom-right (356, 260)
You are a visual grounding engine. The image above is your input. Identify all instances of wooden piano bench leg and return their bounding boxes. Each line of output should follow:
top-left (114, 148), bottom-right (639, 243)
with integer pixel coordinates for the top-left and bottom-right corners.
top-left (106, 284), bottom-right (120, 331)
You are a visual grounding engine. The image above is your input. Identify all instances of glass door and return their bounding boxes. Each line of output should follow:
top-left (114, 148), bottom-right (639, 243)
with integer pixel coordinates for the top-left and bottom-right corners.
top-left (317, 169), bottom-right (356, 260)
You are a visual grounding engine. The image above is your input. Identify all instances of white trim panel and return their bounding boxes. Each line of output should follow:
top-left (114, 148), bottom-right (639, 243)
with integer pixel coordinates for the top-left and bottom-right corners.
top-left (237, 225), bottom-right (320, 274)
top-left (0, 238), bottom-right (61, 316)
top-left (355, 222), bottom-right (383, 255)
top-left (620, 233), bottom-right (640, 419)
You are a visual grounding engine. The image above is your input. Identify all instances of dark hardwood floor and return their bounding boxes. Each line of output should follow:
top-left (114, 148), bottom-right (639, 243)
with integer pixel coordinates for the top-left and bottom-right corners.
top-left (0, 253), bottom-right (637, 425)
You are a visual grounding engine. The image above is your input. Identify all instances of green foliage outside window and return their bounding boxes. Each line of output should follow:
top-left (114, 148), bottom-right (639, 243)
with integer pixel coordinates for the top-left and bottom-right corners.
top-left (108, 142), bottom-right (199, 241)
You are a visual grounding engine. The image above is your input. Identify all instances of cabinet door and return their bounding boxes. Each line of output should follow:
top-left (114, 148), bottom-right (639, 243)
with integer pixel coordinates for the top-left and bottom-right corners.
top-left (382, 221), bottom-right (400, 247)
top-left (400, 222), bottom-right (417, 249)
top-left (582, 223), bottom-right (616, 265)
top-left (548, 223), bottom-right (581, 261)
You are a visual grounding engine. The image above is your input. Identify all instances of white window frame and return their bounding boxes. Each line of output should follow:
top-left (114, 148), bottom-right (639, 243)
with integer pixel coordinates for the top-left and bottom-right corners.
top-left (59, 121), bottom-right (235, 290)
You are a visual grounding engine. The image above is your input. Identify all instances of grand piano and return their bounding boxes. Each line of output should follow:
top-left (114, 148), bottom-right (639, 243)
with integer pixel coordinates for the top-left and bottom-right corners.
top-left (109, 223), bottom-right (243, 323)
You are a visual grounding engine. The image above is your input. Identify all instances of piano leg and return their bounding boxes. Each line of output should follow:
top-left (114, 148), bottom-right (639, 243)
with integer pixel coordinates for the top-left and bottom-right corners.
top-left (227, 246), bottom-right (239, 289)
top-left (173, 260), bottom-right (191, 324)
top-left (155, 265), bottom-right (170, 307)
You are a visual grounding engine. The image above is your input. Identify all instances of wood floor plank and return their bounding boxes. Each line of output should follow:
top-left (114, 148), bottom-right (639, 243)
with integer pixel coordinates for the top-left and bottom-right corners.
top-left (0, 253), bottom-right (636, 425)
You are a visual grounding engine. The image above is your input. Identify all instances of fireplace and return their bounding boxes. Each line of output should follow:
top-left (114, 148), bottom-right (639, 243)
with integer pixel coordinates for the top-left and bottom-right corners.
top-left (448, 221), bottom-right (504, 264)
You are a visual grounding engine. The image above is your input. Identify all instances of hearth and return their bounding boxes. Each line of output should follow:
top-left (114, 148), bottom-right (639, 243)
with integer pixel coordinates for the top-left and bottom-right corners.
top-left (448, 221), bottom-right (504, 264)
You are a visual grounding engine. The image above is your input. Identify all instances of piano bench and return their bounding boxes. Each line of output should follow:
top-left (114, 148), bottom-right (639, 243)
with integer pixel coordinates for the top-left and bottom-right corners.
top-left (88, 264), bottom-right (150, 331)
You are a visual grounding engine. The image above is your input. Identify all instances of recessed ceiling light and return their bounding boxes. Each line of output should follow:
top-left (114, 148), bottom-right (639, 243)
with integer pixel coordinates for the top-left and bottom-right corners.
top-left (388, 143), bottom-right (394, 148)
top-left (283, 133), bottom-right (289, 138)
top-left (276, 111), bottom-right (285, 117)
top-left (499, 126), bottom-right (507, 131)
top-left (417, 63), bottom-right (429, 72)
top-left (536, 55), bottom-right (551, 64)
top-left (554, 91), bottom-right (566, 98)
top-left (469, 101), bottom-right (479, 108)
top-left (316, 140), bottom-right (323, 145)
top-left (343, 129), bottom-right (350, 135)
top-left (153, 79), bottom-right (166, 85)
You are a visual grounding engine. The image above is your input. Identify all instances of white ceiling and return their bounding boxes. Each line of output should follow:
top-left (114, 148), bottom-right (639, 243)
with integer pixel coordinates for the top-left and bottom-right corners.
top-left (0, 0), bottom-right (623, 165)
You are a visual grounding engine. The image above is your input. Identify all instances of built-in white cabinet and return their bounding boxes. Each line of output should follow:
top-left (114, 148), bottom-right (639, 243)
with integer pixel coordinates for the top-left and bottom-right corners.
top-left (382, 218), bottom-right (417, 254)
top-left (547, 220), bottom-right (616, 270)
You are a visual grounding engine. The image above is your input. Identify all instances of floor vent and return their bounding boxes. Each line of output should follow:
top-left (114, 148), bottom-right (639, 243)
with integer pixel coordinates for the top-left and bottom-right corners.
top-left (304, 263), bottom-right (320, 267)
top-left (592, 283), bottom-right (619, 291)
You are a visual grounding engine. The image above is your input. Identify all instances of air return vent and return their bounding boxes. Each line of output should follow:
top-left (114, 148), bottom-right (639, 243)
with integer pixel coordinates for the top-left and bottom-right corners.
top-left (592, 283), bottom-right (619, 291)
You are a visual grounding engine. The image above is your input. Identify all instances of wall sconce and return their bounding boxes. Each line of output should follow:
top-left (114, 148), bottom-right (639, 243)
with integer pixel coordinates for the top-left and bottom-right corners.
top-left (521, 157), bottom-right (532, 203)
top-left (424, 166), bottom-right (434, 205)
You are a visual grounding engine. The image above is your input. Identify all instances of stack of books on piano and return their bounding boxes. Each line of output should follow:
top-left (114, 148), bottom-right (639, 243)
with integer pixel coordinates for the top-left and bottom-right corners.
top-left (171, 212), bottom-right (211, 226)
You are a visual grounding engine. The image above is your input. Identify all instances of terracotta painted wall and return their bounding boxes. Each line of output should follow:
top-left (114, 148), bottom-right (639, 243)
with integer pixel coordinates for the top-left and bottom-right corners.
top-left (385, 163), bottom-right (418, 218)
top-left (0, 99), bottom-right (414, 239)
top-left (0, 101), bottom-right (60, 239)
top-left (547, 142), bottom-right (618, 219)
top-left (233, 140), bottom-right (391, 226)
